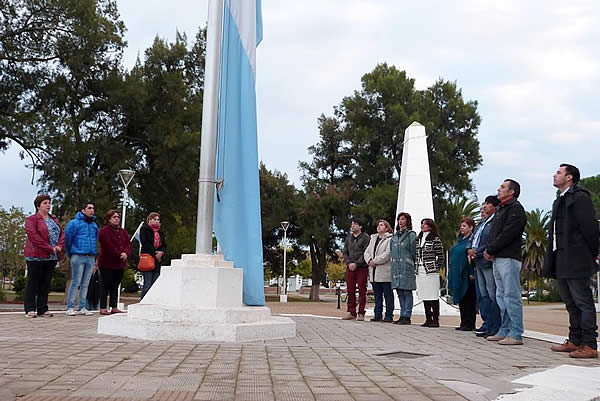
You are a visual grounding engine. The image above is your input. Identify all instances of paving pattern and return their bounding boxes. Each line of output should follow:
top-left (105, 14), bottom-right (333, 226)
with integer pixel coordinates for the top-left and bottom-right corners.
top-left (0, 312), bottom-right (598, 401)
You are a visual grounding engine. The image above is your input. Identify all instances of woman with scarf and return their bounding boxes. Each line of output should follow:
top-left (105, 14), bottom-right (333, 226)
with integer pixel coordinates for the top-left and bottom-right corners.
top-left (97, 210), bottom-right (132, 314)
top-left (416, 218), bottom-right (445, 328)
top-left (140, 212), bottom-right (167, 299)
top-left (448, 217), bottom-right (477, 331)
top-left (390, 212), bottom-right (417, 325)
top-left (23, 195), bottom-right (65, 317)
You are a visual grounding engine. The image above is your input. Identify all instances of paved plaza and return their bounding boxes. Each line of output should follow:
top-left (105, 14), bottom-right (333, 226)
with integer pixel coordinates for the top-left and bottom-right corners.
top-left (1, 307), bottom-right (599, 401)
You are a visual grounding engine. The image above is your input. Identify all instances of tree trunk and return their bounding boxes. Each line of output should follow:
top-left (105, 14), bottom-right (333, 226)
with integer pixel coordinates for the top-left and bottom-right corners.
top-left (309, 240), bottom-right (321, 302)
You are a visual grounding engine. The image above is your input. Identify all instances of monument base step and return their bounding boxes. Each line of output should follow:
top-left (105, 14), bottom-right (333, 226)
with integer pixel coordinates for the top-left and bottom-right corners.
top-left (98, 312), bottom-right (296, 342)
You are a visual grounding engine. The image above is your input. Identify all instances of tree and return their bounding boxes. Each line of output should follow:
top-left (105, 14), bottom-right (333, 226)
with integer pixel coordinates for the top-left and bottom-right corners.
top-left (522, 209), bottom-right (550, 299)
top-left (259, 162), bottom-right (303, 279)
top-left (0, 206), bottom-right (27, 287)
top-left (1, 0), bottom-right (128, 215)
top-left (118, 30), bottom-right (206, 259)
top-left (326, 259), bottom-right (346, 282)
top-left (580, 175), bottom-right (600, 216)
top-left (437, 197), bottom-right (480, 251)
top-left (298, 64), bottom-right (482, 299)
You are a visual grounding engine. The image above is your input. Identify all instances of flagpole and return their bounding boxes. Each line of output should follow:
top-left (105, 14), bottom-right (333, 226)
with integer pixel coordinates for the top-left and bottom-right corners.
top-left (196, 0), bottom-right (224, 254)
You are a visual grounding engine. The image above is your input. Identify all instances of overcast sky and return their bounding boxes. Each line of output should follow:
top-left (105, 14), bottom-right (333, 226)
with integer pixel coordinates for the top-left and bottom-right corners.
top-left (2, 0), bottom-right (599, 216)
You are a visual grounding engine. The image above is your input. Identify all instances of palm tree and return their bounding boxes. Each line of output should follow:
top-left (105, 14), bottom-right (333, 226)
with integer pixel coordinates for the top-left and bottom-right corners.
top-left (522, 209), bottom-right (551, 301)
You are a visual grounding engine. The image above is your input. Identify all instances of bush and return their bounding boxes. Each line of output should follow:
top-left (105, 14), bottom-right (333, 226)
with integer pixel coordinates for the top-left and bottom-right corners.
top-left (50, 270), bottom-right (67, 292)
top-left (12, 271), bottom-right (26, 294)
top-left (121, 268), bottom-right (139, 293)
top-left (0, 287), bottom-right (5, 301)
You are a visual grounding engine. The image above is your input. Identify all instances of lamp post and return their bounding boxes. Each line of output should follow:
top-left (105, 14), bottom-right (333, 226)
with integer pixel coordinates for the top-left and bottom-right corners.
top-left (117, 169), bottom-right (135, 309)
top-left (280, 221), bottom-right (289, 303)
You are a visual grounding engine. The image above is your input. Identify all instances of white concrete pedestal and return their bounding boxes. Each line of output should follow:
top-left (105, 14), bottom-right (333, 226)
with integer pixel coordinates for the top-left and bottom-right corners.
top-left (97, 254), bottom-right (296, 342)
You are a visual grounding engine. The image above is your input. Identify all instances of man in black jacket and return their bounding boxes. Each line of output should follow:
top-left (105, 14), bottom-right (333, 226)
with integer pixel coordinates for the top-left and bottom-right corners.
top-left (342, 219), bottom-right (370, 321)
top-left (543, 164), bottom-right (599, 358)
top-left (484, 179), bottom-right (527, 345)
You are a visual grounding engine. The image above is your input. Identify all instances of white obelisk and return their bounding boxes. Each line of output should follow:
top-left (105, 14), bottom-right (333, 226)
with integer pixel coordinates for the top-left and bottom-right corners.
top-left (393, 121), bottom-right (457, 316)
top-left (394, 121), bottom-right (434, 231)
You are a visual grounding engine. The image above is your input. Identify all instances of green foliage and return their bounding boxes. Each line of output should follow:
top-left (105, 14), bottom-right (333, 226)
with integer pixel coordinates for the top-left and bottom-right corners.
top-left (522, 209), bottom-right (550, 275)
top-left (259, 163), bottom-right (304, 278)
top-left (0, 206), bottom-right (27, 283)
top-left (0, 287), bottom-right (5, 301)
top-left (326, 260), bottom-right (346, 282)
top-left (50, 269), bottom-right (67, 292)
top-left (437, 197), bottom-right (480, 250)
top-left (121, 268), bottom-right (139, 293)
top-left (12, 270), bottom-right (26, 294)
top-left (580, 175), bottom-right (600, 216)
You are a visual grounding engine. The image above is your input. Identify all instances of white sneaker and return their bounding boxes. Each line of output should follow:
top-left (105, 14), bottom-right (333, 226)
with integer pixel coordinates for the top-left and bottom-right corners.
top-left (77, 308), bottom-right (93, 316)
top-left (66, 308), bottom-right (77, 316)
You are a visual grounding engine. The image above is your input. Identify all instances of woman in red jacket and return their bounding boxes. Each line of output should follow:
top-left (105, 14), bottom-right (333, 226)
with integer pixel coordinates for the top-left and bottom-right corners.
top-left (97, 210), bottom-right (131, 315)
top-left (23, 195), bottom-right (65, 318)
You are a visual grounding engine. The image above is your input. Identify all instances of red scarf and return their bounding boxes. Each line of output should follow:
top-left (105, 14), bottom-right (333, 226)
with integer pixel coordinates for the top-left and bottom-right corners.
top-left (499, 195), bottom-right (514, 207)
top-left (149, 222), bottom-right (161, 248)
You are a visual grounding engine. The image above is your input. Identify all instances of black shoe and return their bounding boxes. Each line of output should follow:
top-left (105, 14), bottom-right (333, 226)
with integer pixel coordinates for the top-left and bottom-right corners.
top-left (383, 318), bottom-right (394, 323)
top-left (399, 318), bottom-right (411, 325)
top-left (475, 332), bottom-right (489, 338)
top-left (474, 327), bottom-right (487, 334)
top-left (460, 326), bottom-right (475, 331)
top-left (455, 326), bottom-right (464, 330)
top-left (370, 317), bottom-right (382, 322)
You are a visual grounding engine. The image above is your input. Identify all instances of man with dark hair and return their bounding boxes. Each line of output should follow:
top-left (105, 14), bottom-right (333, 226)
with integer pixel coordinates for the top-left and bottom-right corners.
top-left (65, 202), bottom-right (99, 316)
top-left (342, 219), bottom-right (370, 321)
top-left (468, 195), bottom-right (501, 338)
top-left (484, 179), bottom-right (527, 345)
top-left (543, 164), bottom-right (599, 358)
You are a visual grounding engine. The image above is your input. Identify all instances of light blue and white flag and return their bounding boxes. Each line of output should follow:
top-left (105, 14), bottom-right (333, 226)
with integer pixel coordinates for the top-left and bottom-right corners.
top-left (213, 0), bottom-right (265, 306)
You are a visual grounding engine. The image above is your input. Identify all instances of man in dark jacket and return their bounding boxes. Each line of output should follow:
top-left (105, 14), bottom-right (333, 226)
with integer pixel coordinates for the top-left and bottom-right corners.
top-left (342, 219), bottom-right (370, 321)
top-left (468, 195), bottom-right (501, 338)
top-left (543, 164), bottom-right (599, 358)
top-left (484, 179), bottom-right (527, 345)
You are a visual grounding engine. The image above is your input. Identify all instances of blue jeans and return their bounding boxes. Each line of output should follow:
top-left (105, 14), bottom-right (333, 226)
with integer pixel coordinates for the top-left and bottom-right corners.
top-left (373, 282), bottom-right (394, 320)
top-left (477, 266), bottom-right (501, 335)
top-left (67, 254), bottom-right (95, 310)
top-left (493, 258), bottom-right (524, 340)
top-left (395, 289), bottom-right (413, 318)
top-left (473, 269), bottom-right (488, 329)
top-left (141, 265), bottom-right (161, 299)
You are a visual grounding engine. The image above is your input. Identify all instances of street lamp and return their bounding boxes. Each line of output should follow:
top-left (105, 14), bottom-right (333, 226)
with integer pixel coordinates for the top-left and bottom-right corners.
top-left (117, 169), bottom-right (135, 309)
top-left (118, 169), bottom-right (135, 229)
top-left (280, 221), bottom-right (289, 303)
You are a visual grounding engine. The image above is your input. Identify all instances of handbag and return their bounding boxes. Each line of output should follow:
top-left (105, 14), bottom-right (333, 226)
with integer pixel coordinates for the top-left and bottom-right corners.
top-left (138, 253), bottom-right (155, 271)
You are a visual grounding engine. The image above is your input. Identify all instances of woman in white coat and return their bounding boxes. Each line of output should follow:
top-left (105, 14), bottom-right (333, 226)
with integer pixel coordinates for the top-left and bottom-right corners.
top-left (364, 220), bottom-right (394, 322)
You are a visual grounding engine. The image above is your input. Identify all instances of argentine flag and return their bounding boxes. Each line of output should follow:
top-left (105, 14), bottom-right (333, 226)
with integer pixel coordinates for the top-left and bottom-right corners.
top-left (213, 0), bottom-right (265, 306)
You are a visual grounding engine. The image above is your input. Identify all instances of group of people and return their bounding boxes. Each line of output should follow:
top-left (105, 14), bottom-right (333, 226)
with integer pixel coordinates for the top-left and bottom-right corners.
top-left (342, 165), bottom-right (599, 358)
top-left (22, 195), bottom-right (167, 318)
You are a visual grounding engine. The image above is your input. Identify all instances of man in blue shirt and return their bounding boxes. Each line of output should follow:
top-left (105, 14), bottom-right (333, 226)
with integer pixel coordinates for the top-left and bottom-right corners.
top-left (64, 202), bottom-right (99, 316)
top-left (468, 195), bottom-right (500, 338)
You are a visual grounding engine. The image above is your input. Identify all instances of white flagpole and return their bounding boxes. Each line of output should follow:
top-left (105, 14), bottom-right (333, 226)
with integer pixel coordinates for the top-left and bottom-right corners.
top-left (195, 0), bottom-right (224, 254)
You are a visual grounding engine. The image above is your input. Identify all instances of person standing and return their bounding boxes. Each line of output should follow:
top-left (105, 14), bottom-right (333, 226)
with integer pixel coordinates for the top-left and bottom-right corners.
top-left (449, 217), bottom-right (476, 331)
top-left (364, 220), bottom-right (394, 322)
top-left (484, 179), bottom-right (527, 345)
top-left (390, 213), bottom-right (417, 325)
top-left (467, 196), bottom-right (501, 338)
top-left (416, 218), bottom-right (445, 328)
top-left (140, 212), bottom-right (167, 299)
top-left (97, 210), bottom-right (132, 315)
top-left (23, 195), bottom-right (65, 318)
top-left (65, 202), bottom-right (99, 316)
top-left (341, 219), bottom-right (370, 321)
top-left (543, 164), bottom-right (599, 358)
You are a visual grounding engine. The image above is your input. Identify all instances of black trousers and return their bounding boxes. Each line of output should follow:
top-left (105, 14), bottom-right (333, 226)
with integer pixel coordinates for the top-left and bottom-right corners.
top-left (558, 277), bottom-right (598, 349)
top-left (99, 268), bottom-right (124, 309)
top-left (459, 279), bottom-right (477, 329)
top-left (24, 260), bottom-right (56, 314)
